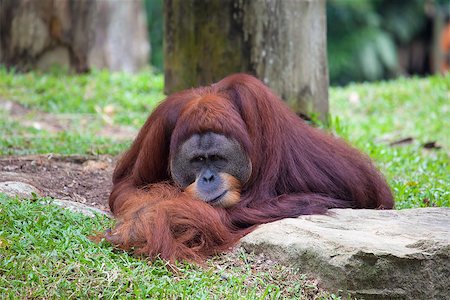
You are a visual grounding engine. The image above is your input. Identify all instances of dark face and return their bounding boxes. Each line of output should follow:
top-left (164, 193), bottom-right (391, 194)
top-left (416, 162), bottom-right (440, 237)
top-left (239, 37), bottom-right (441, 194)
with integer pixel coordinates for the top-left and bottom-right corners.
top-left (170, 132), bottom-right (252, 207)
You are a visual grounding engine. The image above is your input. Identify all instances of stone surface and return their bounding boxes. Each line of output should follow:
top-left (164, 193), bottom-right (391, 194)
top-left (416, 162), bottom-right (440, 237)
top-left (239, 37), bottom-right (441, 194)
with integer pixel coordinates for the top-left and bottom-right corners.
top-left (0, 181), bottom-right (41, 199)
top-left (0, 168), bottom-right (110, 217)
top-left (0, 179), bottom-right (109, 217)
top-left (0, 155), bottom-right (115, 211)
top-left (52, 199), bottom-right (110, 217)
top-left (240, 208), bottom-right (450, 300)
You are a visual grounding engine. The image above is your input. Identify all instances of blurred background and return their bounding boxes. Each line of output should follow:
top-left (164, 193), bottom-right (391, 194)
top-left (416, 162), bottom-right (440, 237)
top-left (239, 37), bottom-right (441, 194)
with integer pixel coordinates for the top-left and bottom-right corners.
top-left (145, 0), bottom-right (450, 85)
top-left (1, 0), bottom-right (449, 86)
top-left (327, 0), bottom-right (450, 85)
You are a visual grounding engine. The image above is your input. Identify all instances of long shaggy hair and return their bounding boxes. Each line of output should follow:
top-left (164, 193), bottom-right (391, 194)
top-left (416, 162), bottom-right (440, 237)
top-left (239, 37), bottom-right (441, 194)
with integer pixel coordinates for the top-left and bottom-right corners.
top-left (105, 74), bottom-right (394, 262)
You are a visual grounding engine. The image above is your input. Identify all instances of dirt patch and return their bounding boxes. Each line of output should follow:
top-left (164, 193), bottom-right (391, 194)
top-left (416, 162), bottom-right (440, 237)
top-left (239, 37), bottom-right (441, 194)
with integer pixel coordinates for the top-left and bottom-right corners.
top-left (0, 154), bottom-right (117, 212)
top-left (0, 99), bottom-right (136, 212)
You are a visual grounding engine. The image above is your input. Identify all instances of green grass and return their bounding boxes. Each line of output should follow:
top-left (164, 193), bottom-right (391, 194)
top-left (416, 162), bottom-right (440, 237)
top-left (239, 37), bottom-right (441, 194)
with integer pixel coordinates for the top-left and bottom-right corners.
top-left (0, 68), bottom-right (448, 298)
top-left (0, 68), bottom-right (164, 126)
top-left (0, 117), bottom-right (129, 155)
top-left (329, 75), bottom-right (449, 208)
top-left (0, 68), bottom-right (164, 155)
top-left (0, 195), bottom-right (336, 299)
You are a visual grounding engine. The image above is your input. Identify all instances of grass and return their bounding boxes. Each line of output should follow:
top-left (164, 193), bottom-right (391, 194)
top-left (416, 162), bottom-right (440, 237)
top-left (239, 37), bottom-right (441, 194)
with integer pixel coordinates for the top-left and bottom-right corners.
top-left (0, 68), bottom-right (448, 298)
top-left (0, 195), bottom-right (336, 299)
top-left (0, 68), bottom-right (164, 155)
top-left (0, 118), bottom-right (128, 155)
top-left (0, 68), bottom-right (164, 126)
top-left (329, 75), bottom-right (449, 208)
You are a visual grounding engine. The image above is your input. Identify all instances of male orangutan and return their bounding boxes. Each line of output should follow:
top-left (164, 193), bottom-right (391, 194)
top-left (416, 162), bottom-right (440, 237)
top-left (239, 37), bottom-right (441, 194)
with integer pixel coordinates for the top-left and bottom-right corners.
top-left (103, 74), bottom-right (394, 262)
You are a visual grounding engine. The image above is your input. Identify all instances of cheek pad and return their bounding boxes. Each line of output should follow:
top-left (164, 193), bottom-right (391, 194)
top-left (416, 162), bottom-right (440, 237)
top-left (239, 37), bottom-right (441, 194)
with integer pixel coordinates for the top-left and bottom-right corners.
top-left (224, 154), bottom-right (251, 185)
top-left (170, 158), bottom-right (195, 188)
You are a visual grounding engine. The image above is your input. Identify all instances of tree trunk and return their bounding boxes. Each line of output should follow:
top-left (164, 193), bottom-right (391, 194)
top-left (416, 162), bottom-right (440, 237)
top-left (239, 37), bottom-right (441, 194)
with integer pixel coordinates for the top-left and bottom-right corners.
top-left (0, 0), bottom-right (149, 73)
top-left (89, 0), bottom-right (149, 73)
top-left (164, 0), bottom-right (329, 122)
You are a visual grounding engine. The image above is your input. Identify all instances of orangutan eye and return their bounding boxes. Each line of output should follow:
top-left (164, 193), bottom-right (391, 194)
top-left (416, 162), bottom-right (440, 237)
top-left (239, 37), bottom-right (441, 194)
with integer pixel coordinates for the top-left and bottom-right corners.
top-left (210, 155), bottom-right (225, 162)
top-left (191, 156), bottom-right (206, 163)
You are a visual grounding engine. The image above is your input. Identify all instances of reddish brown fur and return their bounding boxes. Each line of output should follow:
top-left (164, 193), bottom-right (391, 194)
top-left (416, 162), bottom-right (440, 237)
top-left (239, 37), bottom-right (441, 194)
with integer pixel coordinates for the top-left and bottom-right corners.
top-left (105, 184), bottom-right (244, 262)
top-left (106, 74), bottom-right (394, 262)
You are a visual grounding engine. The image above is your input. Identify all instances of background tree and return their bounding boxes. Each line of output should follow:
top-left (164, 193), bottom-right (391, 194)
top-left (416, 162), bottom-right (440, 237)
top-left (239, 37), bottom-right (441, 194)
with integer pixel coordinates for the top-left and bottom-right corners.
top-left (0, 0), bottom-right (149, 73)
top-left (164, 0), bottom-right (329, 123)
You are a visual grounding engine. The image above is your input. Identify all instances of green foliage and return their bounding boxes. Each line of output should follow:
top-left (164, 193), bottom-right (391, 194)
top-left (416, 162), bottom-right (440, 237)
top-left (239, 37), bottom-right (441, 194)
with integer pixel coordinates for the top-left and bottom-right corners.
top-left (327, 0), bottom-right (428, 84)
top-left (377, 0), bottom-right (427, 44)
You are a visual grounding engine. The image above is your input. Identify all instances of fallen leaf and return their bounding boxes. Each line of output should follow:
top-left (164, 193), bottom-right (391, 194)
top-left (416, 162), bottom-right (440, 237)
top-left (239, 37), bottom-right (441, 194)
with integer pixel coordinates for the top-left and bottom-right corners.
top-left (423, 141), bottom-right (442, 149)
top-left (389, 137), bottom-right (414, 146)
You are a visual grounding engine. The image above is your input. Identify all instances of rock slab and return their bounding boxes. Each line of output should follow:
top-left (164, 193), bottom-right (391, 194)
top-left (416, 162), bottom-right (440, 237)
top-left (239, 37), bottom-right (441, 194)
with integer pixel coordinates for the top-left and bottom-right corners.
top-left (52, 199), bottom-right (109, 217)
top-left (0, 180), bottom-right (41, 198)
top-left (240, 208), bottom-right (450, 300)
